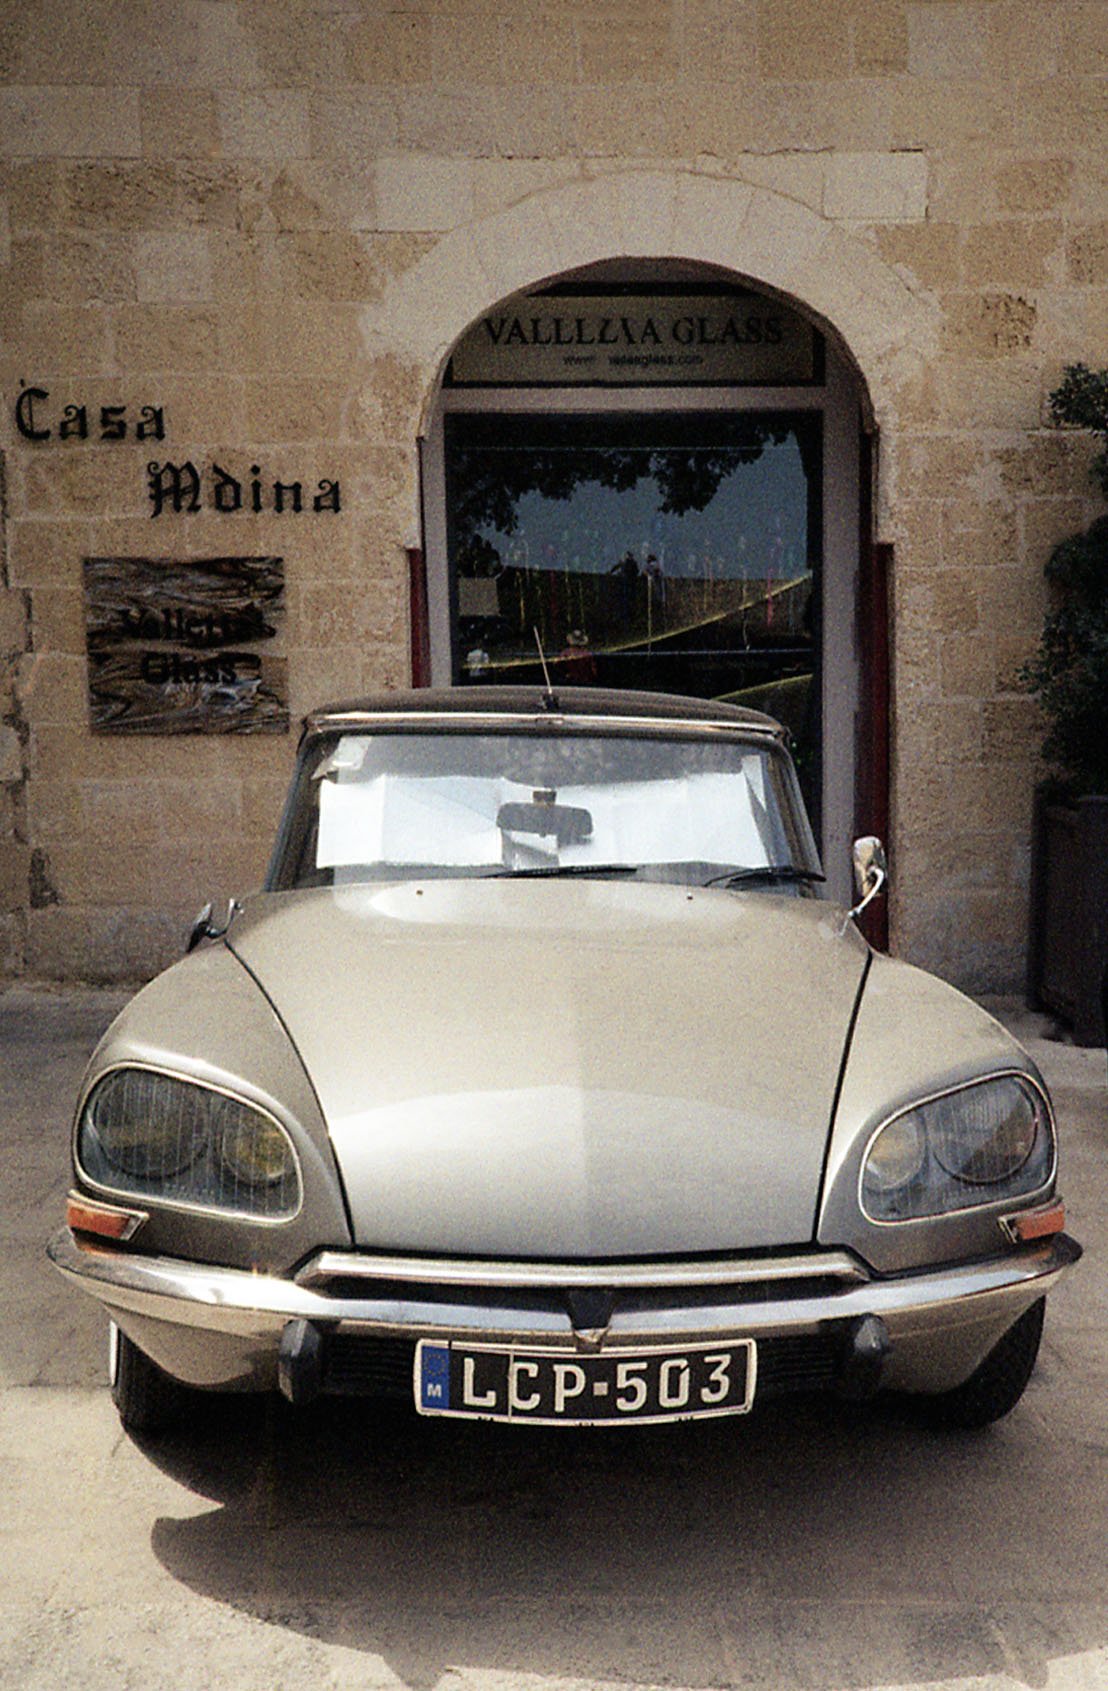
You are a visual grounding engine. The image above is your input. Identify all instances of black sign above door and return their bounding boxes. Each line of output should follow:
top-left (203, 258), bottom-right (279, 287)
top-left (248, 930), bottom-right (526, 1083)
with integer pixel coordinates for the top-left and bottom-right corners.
top-left (448, 289), bottom-right (823, 388)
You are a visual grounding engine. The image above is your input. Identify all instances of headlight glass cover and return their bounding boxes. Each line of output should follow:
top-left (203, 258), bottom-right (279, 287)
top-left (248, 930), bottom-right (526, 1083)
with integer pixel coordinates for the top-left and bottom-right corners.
top-left (77, 1067), bottom-right (301, 1221)
top-left (861, 1073), bottom-right (1053, 1223)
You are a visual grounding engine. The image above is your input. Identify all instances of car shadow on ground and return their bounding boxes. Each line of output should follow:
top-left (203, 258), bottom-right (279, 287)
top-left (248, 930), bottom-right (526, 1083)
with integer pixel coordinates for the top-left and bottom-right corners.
top-left (141, 1381), bottom-right (1099, 1691)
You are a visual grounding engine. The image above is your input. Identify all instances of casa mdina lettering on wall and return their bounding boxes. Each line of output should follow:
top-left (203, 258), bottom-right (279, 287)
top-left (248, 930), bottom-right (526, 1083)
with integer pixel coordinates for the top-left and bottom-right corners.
top-left (14, 383), bottom-right (344, 736)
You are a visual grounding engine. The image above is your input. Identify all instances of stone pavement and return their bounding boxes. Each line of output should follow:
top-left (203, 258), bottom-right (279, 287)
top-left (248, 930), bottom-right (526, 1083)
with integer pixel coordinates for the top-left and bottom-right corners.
top-left (1, 984), bottom-right (1105, 1691)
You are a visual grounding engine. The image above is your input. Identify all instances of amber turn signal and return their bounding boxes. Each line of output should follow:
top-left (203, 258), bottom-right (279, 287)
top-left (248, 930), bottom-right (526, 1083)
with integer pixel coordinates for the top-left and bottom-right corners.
top-left (1001, 1199), bottom-right (1066, 1244)
top-left (66, 1192), bottom-right (147, 1242)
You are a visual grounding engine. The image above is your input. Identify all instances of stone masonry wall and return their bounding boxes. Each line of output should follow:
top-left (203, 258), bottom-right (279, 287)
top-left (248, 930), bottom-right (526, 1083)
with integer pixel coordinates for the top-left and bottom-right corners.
top-left (0, 0), bottom-right (1105, 987)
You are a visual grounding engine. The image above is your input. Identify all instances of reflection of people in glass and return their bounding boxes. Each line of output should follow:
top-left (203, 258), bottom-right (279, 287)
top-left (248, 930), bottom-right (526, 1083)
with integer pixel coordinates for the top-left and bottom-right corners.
top-left (766, 513), bottom-right (786, 627)
top-left (644, 553), bottom-right (665, 648)
top-left (610, 552), bottom-right (639, 625)
top-left (559, 630), bottom-right (598, 685)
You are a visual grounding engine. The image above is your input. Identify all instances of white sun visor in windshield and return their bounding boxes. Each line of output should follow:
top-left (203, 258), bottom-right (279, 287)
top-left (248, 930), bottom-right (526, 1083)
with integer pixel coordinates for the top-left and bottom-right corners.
top-left (316, 765), bottom-right (777, 872)
top-left (318, 775), bottom-right (508, 868)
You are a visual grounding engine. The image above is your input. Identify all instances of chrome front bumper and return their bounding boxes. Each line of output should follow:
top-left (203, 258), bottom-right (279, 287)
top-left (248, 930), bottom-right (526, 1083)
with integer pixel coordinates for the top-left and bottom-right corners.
top-left (47, 1227), bottom-right (1082, 1398)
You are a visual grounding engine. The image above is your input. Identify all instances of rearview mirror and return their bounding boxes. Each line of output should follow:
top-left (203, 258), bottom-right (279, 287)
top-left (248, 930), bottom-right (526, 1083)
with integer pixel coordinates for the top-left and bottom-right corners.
top-left (497, 801), bottom-right (593, 847)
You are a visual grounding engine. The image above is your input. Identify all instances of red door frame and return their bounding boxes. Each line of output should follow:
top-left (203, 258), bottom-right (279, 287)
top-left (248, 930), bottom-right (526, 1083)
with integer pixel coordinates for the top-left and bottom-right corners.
top-left (408, 546), bottom-right (431, 688)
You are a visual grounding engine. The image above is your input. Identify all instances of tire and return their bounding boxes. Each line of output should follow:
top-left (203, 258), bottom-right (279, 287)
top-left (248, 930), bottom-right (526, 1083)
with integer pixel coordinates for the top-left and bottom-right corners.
top-left (917, 1298), bottom-right (1045, 1430)
top-left (109, 1322), bottom-right (190, 1436)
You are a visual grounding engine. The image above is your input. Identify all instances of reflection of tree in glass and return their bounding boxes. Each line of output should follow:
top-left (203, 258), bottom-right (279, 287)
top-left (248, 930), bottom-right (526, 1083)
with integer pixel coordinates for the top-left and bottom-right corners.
top-left (449, 422), bottom-right (792, 561)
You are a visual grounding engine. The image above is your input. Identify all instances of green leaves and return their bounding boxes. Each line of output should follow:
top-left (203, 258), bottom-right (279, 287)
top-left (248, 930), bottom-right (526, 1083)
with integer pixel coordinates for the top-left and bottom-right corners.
top-left (1022, 360), bottom-right (1108, 793)
top-left (1049, 363), bottom-right (1108, 498)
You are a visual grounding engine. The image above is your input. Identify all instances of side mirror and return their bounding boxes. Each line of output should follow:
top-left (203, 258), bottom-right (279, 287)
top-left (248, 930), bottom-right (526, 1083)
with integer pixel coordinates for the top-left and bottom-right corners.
top-left (849, 836), bottom-right (888, 922)
top-left (185, 898), bottom-right (240, 954)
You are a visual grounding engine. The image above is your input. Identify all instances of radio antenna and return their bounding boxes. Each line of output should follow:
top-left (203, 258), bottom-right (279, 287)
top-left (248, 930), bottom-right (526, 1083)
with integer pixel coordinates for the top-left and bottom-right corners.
top-left (533, 626), bottom-right (560, 711)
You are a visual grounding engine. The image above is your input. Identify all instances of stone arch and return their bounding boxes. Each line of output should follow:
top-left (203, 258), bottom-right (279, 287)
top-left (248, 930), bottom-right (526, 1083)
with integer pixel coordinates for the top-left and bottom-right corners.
top-left (361, 167), bottom-right (941, 533)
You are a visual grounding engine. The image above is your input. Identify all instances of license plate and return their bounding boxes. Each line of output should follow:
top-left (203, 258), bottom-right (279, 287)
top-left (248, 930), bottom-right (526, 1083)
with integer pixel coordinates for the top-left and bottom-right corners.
top-left (414, 1338), bottom-right (756, 1425)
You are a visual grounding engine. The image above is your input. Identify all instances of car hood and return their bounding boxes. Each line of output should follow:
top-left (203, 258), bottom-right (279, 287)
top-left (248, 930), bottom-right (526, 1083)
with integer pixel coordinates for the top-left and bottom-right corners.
top-left (228, 881), bottom-right (869, 1258)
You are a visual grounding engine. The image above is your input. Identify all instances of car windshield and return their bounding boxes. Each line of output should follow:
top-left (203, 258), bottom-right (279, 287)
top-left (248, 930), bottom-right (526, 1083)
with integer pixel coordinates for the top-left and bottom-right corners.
top-left (268, 727), bottom-right (822, 891)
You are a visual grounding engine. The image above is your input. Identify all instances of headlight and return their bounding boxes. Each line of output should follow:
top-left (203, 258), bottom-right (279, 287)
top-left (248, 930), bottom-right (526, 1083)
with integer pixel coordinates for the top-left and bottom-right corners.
top-left (77, 1067), bottom-right (301, 1221)
top-left (861, 1073), bottom-right (1053, 1223)
top-left (861, 1108), bottom-right (926, 1197)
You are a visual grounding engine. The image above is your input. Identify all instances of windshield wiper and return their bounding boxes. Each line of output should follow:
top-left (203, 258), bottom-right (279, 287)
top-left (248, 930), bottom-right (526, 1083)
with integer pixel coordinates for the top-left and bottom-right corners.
top-left (483, 864), bottom-right (639, 879)
top-left (703, 866), bottom-right (826, 889)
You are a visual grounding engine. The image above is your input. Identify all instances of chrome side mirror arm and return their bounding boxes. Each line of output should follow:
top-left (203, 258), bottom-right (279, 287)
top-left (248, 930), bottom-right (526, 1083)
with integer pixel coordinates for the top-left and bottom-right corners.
top-left (847, 836), bottom-right (888, 926)
top-left (186, 897), bottom-right (241, 954)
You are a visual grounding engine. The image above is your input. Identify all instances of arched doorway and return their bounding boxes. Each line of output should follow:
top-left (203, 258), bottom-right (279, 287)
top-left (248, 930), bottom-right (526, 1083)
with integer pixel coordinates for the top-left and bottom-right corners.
top-left (419, 260), bottom-right (869, 904)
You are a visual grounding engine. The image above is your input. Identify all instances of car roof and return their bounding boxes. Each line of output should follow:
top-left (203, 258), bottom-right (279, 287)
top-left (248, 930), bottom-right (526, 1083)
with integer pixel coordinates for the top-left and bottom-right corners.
top-left (303, 686), bottom-right (787, 742)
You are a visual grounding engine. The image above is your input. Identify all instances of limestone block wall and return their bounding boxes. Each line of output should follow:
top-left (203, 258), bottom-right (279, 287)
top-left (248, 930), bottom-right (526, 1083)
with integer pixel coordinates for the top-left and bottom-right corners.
top-left (0, 0), bottom-right (1105, 988)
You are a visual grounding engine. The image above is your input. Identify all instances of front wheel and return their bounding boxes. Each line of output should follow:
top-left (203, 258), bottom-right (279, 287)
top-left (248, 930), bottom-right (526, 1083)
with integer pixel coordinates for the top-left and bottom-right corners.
top-left (109, 1323), bottom-right (191, 1436)
top-left (916, 1298), bottom-right (1045, 1430)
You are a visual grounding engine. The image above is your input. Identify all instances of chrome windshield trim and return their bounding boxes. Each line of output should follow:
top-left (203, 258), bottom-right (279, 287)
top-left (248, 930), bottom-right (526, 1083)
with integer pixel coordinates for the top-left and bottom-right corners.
top-left (294, 1248), bottom-right (868, 1292)
top-left (303, 709), bottom-right (786, 744)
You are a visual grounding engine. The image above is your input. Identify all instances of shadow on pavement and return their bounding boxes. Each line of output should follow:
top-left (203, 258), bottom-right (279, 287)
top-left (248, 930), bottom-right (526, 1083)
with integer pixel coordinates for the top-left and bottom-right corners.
top-left (141, 1382), bottom-right (1102, 1691)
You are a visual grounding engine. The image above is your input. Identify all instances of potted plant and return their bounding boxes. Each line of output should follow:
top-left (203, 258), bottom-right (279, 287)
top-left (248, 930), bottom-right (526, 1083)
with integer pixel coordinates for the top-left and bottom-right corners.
top-left (1023, 364), bottom-right (1108, 1045)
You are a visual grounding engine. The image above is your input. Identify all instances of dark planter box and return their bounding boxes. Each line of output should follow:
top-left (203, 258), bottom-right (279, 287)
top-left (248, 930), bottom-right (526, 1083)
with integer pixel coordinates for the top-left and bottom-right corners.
top-left (1028, 790), bottom-right (1108, 1046)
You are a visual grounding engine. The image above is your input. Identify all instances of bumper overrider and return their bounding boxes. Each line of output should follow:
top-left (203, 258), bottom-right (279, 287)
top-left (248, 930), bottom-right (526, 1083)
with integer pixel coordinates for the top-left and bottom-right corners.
top-left (47, 1223), bottom-right (1082, 1416)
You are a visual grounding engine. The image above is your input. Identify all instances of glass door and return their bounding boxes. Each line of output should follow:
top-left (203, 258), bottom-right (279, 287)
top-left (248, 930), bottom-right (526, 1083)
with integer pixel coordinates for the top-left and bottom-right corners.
top-left (443, 410), bottom-right (823, 826)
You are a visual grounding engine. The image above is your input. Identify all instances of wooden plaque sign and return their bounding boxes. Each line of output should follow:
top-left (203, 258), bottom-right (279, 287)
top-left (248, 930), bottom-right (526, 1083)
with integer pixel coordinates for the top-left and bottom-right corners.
top-left (84, 555), bottom-right (288, 735)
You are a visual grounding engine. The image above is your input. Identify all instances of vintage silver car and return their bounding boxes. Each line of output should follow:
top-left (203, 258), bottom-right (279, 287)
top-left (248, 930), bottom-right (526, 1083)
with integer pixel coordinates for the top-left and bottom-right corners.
top-left (49, 687), bottom-right (1080, 1435)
